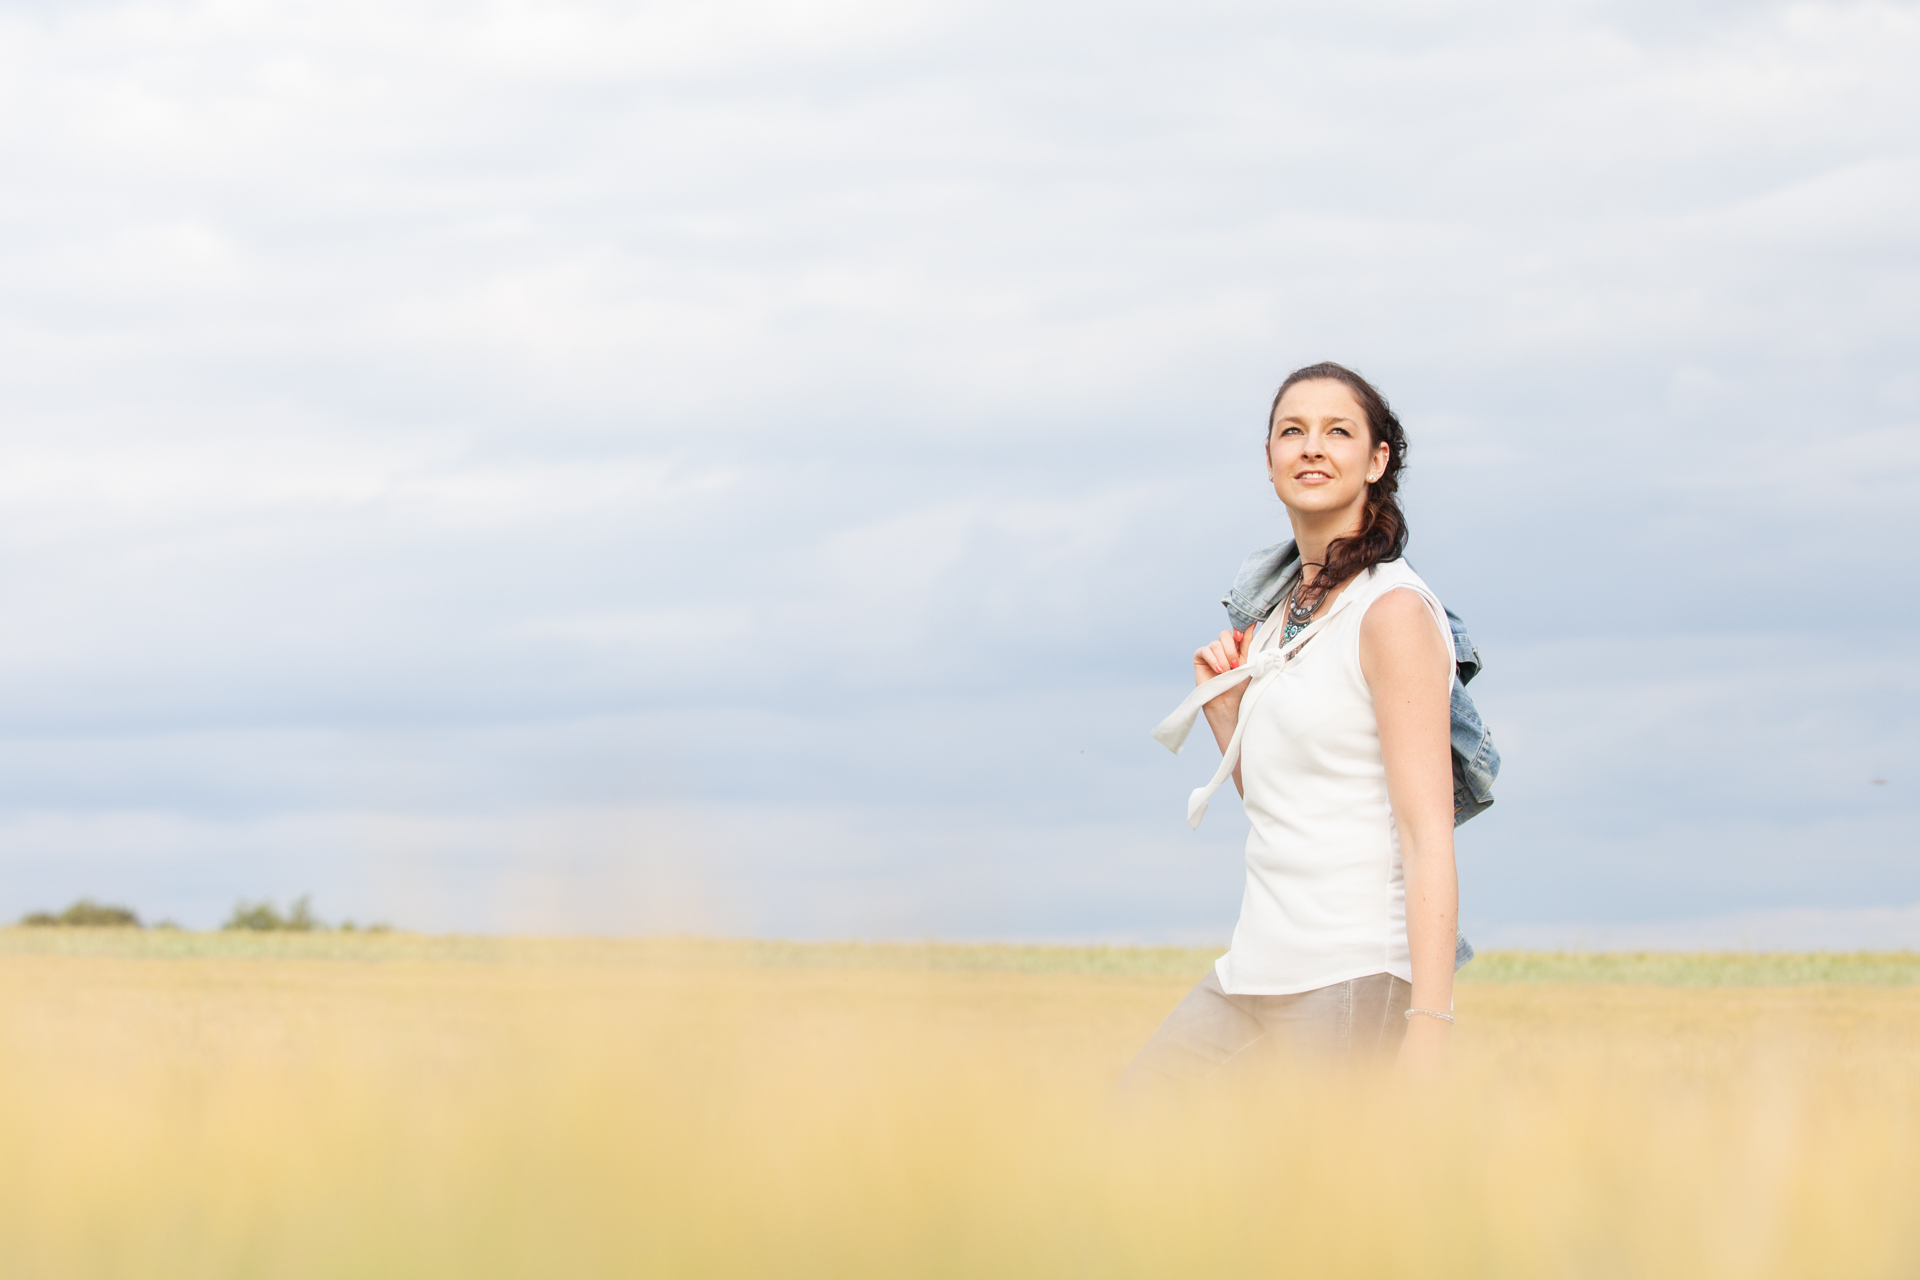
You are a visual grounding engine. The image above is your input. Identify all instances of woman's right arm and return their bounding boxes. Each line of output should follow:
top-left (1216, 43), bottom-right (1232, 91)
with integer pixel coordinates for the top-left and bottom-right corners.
top-left (1193, 628), bottom-right (1254, 796)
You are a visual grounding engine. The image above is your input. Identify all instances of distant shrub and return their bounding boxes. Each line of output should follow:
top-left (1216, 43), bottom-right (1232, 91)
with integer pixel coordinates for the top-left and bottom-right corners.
top-left (223, 895), bottom-right (320, 933)
top-left (20, 899), bottom-right (142, 928)
top-left (15, 896), bottom-right (392, 934)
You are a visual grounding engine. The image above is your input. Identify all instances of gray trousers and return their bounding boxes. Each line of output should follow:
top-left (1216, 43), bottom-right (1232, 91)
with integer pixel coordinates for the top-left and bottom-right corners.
top-left (1117, 970), bottom-right (1412, 1094)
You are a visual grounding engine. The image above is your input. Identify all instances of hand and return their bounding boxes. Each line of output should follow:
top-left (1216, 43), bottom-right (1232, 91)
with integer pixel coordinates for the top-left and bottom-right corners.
top-left (1396, 1014), bottom-right (1451, 1081)
top-left (1193, 628), bottom-right (1252, 686)
top-left (1193, 627), bottom-right (1256, 779)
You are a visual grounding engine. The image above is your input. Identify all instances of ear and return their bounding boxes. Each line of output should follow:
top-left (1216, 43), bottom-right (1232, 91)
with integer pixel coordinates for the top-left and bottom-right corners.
top-left (1370, 440), bottom-right (1390, 478)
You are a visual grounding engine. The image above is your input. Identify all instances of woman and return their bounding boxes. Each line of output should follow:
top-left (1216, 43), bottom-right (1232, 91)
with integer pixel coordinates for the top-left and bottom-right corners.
top-left (1122, 362), bottom-right (1459, 1087)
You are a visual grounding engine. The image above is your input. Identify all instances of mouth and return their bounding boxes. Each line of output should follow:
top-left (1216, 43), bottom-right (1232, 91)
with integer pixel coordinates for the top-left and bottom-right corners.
top-left (1292, 470), bottom-right (1334, 484)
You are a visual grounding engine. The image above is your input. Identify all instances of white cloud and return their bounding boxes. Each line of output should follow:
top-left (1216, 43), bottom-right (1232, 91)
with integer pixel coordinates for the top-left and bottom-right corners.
top-left (0, 0), bottom-right (1915, 935)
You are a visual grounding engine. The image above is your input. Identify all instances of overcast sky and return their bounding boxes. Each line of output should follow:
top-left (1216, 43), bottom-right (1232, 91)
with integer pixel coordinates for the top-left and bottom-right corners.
top-left (1, 0), bottom-right (1915, 942)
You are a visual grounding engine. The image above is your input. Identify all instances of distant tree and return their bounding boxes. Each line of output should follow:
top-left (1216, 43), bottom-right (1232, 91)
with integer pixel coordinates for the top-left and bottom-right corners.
top-left (222, 894), bottom-right (320, 932)
top-left (19, 899), bottom-right (142, 928)
top-left (223, 901), bottom-right (279, 931)
top-left (287, 895), bottom-right (318, 931)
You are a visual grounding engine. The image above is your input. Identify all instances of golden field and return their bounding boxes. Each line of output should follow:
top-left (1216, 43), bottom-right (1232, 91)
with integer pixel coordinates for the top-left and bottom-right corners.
top-left (1, 931), bottom-right (1916, 1278)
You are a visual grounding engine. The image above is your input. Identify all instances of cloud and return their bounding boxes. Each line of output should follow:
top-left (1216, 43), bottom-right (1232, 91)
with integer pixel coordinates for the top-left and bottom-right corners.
top-left (0, 0), bottom-right (1915, 938)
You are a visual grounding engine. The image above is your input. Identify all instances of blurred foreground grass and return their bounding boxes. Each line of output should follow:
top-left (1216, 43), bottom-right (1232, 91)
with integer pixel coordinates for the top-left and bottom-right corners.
top-left (2, 930), bottom-right (1915, 1278)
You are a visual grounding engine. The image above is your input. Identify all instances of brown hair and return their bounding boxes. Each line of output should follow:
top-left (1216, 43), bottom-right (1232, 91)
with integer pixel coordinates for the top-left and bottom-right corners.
top-left (1267, 361), bottom-right (1410, 607)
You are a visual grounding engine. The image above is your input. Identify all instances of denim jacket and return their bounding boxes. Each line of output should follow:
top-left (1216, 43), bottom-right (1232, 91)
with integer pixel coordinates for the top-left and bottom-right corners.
top-left (1224, 541), bottom-right (1499, 971)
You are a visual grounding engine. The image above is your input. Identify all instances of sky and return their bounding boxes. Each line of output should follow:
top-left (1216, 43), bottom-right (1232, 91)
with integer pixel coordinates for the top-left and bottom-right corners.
top-left (0, 0), bottom-right (1915, 943)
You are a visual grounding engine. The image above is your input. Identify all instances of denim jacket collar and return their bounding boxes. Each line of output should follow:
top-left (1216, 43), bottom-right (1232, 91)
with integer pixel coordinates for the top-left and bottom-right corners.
top-left (1223, 539), bottom-right (1483, 686)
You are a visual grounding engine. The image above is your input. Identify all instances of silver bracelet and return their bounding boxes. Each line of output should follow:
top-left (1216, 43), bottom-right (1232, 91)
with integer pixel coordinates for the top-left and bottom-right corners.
top-left (1404, 1008), bottom-right (1455, 1024)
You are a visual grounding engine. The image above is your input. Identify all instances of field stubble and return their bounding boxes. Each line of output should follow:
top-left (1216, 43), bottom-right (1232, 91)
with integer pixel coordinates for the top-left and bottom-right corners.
top-left (0, 932), bottom-right (1914, 1278)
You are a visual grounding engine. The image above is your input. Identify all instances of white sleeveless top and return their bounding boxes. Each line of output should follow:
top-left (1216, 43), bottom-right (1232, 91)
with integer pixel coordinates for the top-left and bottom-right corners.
top-left (1160, 559), bottom-right (1453, 996)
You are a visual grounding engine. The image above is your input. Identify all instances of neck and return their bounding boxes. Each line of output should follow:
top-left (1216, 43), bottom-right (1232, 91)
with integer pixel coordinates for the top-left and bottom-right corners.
top-left (1287, 502), bottom-right (1365, 583)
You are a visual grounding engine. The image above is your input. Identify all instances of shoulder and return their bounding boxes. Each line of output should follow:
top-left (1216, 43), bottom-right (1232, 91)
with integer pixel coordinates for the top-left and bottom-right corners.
top-left (1357, 570), bottom-right (1451, 678)
top-left (1359, 585), bottom-right (1439, 638)
top-left (1365, 558), bottom-right (1432, 595)
top-left (1355, 560), bottom-right (1440, 621)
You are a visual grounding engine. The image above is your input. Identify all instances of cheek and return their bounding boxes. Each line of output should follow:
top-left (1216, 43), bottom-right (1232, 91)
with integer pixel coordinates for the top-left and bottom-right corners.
top-left (1339, 440), bottom-right (1378, 471)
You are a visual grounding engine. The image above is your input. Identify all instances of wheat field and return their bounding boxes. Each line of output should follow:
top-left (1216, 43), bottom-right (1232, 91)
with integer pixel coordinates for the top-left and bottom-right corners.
top-left (1, 930), bottom-right (1915, 1278)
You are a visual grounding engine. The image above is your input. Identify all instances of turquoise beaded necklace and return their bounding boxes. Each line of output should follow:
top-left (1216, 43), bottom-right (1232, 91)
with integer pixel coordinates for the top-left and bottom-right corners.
top-left (1280, 570), bottom-right (1323, 642)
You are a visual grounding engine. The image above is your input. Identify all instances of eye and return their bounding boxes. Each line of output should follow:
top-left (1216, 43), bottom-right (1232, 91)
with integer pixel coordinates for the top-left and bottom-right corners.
top-left (1278, 425), bottom-right (1303, 436)
top-left (1329, 426), bottom-right (1351, 437)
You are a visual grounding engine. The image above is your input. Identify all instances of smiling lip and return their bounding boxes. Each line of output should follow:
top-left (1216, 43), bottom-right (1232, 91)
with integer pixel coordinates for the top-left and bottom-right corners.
top-left (1293, 470), bottom-right (1333, 483)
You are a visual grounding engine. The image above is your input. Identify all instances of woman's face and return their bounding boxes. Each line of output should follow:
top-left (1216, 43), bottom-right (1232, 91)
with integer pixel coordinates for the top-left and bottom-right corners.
top-left (1266, 379), bottom-right (1389, 517)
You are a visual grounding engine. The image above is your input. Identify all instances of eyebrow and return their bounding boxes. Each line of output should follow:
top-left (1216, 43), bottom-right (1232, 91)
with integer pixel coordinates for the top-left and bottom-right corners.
top-left (1275, 414), bottom-right (1359, 427)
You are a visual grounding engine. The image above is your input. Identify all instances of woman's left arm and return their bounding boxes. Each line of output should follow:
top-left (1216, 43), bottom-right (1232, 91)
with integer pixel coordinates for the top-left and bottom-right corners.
top-left (1359, 588), bottom-right (1458, 1077)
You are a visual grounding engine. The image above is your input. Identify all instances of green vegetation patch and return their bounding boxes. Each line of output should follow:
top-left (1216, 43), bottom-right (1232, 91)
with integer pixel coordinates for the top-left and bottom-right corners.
top-left (20, 899), bottom-right (144, 928)
top-left (0, 930), bottom-right (1914, 985)
top-left (1460, 950), bottom-right (1920, 986)
top-left (221, 894), bottom-right (389, 933)
top-left (0, 930), bottom-right (1221, 974)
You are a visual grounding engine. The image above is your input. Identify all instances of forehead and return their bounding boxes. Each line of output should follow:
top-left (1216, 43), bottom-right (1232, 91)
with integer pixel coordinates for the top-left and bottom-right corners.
top-left (1273, 378), bottom-right (1366, 424)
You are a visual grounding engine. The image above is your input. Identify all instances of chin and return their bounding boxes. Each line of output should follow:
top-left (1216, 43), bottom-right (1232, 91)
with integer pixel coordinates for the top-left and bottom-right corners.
top-left (1281, 489), bottom-right (1355, 511)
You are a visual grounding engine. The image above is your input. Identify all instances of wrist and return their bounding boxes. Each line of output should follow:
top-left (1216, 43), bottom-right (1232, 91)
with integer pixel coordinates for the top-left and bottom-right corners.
top-left (1201, 691), bottom-right (1245, 717)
